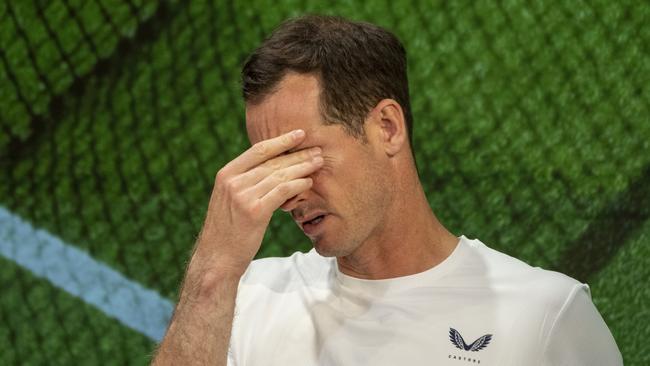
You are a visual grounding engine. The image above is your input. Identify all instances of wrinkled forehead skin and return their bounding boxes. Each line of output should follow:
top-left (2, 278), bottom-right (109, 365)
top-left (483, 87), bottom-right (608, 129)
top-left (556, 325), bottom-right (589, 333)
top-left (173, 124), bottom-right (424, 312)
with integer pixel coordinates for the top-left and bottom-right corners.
top-left (245, 73), bottom-right (328, 149)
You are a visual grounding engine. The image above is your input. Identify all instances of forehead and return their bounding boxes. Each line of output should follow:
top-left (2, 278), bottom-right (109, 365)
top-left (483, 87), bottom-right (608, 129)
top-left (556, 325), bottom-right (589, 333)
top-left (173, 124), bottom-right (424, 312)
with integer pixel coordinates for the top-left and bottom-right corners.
top-left (245, 73), bottom-right (322, 146)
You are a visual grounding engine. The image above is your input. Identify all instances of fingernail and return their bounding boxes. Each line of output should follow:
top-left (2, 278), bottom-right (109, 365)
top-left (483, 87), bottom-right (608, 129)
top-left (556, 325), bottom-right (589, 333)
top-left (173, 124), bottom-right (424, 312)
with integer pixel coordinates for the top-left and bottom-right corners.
top-left (292, 129), bottom-right (305, 139)
top-left (313, 156), bottom-right (323, 164)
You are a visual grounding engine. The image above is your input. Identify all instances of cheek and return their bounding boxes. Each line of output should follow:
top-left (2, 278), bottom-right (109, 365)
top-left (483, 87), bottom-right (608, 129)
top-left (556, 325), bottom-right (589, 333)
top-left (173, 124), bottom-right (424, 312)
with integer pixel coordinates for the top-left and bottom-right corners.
top-left (309, 156), bottom-right (337, 199)
top-left (310, 155), bottom-right (355, 203)
top-left (317, 155), bottom-right (377, 210)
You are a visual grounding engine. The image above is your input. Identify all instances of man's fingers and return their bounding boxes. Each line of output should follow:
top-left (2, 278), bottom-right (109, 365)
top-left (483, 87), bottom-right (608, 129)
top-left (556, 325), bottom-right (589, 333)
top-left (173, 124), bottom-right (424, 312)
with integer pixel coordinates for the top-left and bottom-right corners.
top-left (259, 177), bottom-right (313, 213)
top-left (247, 156), bottom-right (323, 199)
top-left (224, 129), bottom-right (305, 174)
top-left (235, 146), bottom-right (321, 187)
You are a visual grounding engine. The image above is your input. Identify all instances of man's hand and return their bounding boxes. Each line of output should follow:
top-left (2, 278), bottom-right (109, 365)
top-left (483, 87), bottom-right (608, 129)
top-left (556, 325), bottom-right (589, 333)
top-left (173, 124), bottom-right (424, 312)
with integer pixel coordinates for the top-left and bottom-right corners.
top-left (196, 128), bottom-right (323, 277)
top-left (151, 129), bottom-right (322, 366)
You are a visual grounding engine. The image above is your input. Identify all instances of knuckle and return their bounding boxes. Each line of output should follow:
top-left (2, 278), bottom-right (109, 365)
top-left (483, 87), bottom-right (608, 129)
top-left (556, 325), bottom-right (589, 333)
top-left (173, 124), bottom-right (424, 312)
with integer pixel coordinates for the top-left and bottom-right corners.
top-left (283, 134), bottom-right (294, 146)
top-left (253, 142), bottom-right (269, 157)
top-left (247, 199), bottom-right (264, 217)
top-left (274, 170), bottom-right (288, 182)
top-left (276, 182), bottom-right (291, 196)
top-left (224, 177), bottom-right (240, 192)
top-left (232, 191), bottom-right (249, 210)
top-left (264, 159), bottom-right (281, 171)
top-left (215, 167), bottom-right (229, 182)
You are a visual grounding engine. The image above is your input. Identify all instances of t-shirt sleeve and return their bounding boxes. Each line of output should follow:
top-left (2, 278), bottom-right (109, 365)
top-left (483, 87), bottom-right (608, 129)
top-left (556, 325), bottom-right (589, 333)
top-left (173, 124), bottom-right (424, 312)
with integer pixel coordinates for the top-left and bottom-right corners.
top-left (541, 284), bottom-right (623, 366)
top-left (226, 281), bottom-right (247, 366)
top-left (226, 318), bottom-right (239, 366)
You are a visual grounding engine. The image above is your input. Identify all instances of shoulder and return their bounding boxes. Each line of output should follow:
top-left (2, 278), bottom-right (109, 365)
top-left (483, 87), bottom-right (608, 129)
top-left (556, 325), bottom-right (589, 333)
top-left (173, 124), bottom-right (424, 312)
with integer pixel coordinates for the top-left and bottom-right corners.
top-left (461, 236), bottom-right (585, 306)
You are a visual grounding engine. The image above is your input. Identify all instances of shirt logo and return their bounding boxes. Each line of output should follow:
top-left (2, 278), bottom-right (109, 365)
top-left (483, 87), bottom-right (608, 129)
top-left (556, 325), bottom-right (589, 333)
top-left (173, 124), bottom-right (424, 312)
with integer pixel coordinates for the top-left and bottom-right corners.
top-left (449, 327), bottom-right (493, 352)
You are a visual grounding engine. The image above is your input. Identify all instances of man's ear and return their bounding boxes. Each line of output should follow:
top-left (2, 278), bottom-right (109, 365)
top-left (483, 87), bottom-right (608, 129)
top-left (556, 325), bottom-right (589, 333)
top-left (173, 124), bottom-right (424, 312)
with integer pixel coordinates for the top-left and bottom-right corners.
top-left (368, 99), bottom-right (408, 157)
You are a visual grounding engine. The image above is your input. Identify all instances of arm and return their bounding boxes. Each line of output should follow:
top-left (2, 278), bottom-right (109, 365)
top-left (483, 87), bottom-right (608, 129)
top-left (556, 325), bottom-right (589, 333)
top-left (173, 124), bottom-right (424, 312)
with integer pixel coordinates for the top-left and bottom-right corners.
top-left (151, 262), bottom-right (240, 366)
top-left (150, 129), bottom-right (323, 365)
top-left (541, 284), bottom-right (623, 366)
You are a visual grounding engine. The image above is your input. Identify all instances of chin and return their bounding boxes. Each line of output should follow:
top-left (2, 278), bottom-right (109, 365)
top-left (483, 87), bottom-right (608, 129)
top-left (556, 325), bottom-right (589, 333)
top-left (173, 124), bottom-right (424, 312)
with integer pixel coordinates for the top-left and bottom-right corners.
top-left (312, 237), bottom-right (353, 258)
top-left (312, 240), bottom-right (336, 257)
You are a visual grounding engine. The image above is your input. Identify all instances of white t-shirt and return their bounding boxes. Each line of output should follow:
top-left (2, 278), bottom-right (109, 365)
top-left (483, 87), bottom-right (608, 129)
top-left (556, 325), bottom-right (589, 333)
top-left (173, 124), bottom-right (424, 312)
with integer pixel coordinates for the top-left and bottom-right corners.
top-left (227, 235), bottom-right (622, 366)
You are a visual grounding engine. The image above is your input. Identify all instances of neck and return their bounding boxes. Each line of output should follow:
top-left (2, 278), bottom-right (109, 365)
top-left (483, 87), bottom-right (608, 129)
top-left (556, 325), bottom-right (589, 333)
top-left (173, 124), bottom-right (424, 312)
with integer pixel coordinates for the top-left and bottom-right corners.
top-left (336, 174), bottom-right (459, 280)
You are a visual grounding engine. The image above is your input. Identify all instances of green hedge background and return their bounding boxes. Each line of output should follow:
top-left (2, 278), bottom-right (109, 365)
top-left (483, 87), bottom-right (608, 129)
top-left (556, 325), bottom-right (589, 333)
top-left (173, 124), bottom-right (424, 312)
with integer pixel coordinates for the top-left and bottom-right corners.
top-left (1, 0), bottom-right (648, 364)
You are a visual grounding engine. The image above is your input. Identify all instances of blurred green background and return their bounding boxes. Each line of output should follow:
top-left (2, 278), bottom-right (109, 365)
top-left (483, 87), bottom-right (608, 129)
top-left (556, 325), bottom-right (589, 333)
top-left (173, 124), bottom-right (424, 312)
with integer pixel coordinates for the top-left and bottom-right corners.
top-left (1, 0), bottom-right (648, 364)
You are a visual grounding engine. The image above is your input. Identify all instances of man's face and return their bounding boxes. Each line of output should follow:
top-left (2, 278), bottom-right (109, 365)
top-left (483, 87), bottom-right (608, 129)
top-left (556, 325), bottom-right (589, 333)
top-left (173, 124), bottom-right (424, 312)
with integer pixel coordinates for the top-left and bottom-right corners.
top-left (245, 73), bottom-right (393, 257)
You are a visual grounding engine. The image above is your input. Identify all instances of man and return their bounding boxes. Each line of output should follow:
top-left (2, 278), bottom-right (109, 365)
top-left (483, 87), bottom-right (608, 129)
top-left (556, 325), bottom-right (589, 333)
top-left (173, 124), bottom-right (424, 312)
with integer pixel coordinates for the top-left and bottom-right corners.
top-left (152, 15), bottom-right (622, 366)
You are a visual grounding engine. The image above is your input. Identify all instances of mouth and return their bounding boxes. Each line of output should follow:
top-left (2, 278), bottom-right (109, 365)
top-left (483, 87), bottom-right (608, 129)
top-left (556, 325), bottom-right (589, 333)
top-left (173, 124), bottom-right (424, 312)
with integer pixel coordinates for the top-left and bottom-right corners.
top-left (300, 214), bottom-right (328, 235)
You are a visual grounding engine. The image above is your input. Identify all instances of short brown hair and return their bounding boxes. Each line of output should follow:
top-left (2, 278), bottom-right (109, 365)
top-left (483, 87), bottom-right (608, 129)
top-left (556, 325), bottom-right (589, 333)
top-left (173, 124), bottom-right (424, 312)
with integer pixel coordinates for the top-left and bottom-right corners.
top-left (241, 14), bottom-right (413, 148)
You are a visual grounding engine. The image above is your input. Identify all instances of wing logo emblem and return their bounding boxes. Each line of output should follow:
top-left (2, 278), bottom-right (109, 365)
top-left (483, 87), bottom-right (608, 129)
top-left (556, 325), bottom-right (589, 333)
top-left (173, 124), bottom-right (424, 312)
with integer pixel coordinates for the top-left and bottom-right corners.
top-left (449, 327), bottom-right (493, 352)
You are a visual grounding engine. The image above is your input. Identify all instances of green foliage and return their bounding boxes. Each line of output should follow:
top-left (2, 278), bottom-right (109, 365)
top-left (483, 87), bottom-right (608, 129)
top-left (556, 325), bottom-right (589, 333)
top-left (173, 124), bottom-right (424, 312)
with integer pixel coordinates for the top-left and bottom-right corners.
top-left (0, 257), bottom-right (153, 366)
top-left (0, 0), bottom-right (648, 364)
top-left (0, 0), bottom-right (159, 151)
top-left (590, 219), bottom-right (650, 366)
